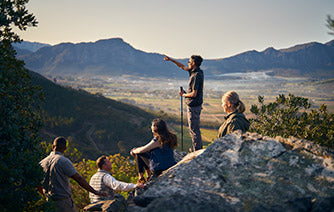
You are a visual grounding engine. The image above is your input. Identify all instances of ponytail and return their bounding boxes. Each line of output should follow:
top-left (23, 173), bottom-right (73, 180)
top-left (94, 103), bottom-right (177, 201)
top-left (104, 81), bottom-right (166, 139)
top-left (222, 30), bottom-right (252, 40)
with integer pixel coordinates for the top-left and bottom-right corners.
top-left (236, 100), bottom-right (246, 113)
top-left (222, 91), bottom-right (246, 113)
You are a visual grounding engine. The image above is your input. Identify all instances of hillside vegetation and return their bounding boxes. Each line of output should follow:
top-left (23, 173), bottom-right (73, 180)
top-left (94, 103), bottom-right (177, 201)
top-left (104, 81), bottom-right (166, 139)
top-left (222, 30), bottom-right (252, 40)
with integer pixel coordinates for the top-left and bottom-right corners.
top-left (250, 94), bottom-right (334, 148)
top-left (30, 71), bottom-right (155, 159)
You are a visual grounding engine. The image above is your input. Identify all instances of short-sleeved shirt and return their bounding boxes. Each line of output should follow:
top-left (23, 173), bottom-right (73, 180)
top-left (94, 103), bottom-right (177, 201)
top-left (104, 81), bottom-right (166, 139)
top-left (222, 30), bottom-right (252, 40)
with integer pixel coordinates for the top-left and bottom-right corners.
top-left (39, 151), bottom-right (77, 200)
top-left (185, 68), bottom-right (204, 107)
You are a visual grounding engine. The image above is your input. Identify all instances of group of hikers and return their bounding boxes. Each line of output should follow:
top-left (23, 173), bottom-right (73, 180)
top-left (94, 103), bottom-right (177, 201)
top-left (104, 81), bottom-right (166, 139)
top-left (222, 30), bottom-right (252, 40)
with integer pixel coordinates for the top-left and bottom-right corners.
top-left (39, 55), bottom-right (250, 212)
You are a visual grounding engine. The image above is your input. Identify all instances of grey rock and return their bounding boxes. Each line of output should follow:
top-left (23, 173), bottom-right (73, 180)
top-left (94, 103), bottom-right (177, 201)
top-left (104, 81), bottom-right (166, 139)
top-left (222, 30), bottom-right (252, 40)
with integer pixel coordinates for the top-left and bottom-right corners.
top-left (312, 196), bottom-right (334, 212)
top-left (129, 131), bottom-right (334, 212)
top-left (173, 149), bottom-right (187, 163)
top-left (84, 194), bottom-right (126, 212)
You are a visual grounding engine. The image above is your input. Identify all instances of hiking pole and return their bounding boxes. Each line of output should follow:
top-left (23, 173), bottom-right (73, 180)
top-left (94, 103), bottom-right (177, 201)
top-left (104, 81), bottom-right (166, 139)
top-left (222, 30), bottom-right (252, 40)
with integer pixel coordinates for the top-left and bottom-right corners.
top-left (180, 86), bottom-right (184, 151)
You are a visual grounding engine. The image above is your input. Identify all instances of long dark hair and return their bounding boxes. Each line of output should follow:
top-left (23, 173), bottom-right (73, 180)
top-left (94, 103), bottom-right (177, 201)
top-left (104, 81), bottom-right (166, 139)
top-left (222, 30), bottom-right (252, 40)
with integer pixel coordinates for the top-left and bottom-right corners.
top-left (152, 119), bottom-right (177, 149)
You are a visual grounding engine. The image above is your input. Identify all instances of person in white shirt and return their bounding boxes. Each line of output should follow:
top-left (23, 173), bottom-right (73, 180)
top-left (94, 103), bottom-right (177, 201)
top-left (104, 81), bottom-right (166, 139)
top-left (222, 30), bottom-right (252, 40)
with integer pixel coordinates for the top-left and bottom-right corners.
top-left (89, 155), bottom-right (144, 203)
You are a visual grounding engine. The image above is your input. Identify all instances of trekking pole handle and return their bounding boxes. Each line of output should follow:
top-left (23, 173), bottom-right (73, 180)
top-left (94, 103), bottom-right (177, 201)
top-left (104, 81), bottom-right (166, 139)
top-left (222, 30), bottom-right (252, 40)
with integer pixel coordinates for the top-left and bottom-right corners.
top-left (180, 86), bottom-right (186, 94)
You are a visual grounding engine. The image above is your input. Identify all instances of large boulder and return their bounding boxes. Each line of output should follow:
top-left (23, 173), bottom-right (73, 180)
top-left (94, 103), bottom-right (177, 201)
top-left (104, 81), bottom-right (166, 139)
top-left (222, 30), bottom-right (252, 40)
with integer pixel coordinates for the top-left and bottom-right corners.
top-left (129, 131), bottom-right (334, 211)
top-left (83, 194), bottom-right (126, 212)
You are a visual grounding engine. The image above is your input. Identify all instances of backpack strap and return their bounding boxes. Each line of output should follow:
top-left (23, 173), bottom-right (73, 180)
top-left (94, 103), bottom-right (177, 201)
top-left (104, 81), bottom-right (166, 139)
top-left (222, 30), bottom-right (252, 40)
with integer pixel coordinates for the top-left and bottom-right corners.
top-left (41, 160), bottom-right (52, 196)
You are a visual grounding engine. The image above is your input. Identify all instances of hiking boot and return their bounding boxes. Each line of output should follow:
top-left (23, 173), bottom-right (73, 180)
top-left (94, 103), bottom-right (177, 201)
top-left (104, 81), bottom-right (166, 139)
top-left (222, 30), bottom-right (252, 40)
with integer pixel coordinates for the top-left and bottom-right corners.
top-left (137, 177), bottom-right (146, 184)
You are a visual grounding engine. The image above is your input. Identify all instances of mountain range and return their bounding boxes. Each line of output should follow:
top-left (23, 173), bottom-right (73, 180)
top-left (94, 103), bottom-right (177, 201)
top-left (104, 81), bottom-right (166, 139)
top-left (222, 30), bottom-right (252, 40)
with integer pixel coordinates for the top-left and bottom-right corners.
top-left (13, 41), bottom-right (50, 53)
top-left (17, 38), bottom-right (334, 79)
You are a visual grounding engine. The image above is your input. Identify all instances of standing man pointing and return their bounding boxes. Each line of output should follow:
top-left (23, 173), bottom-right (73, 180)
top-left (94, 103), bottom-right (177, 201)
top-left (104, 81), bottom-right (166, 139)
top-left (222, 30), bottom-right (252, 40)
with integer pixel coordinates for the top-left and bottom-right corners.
top-left (164, 55), bottom-right (204, 151)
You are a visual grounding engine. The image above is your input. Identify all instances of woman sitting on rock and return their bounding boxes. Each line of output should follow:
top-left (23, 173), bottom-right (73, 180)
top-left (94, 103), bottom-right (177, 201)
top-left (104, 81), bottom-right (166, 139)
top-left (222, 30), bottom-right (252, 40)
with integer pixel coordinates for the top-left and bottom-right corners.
top-left (218, 91), bottom-right (250, 138)
top-left (130, 118), bottom-right (177, 183)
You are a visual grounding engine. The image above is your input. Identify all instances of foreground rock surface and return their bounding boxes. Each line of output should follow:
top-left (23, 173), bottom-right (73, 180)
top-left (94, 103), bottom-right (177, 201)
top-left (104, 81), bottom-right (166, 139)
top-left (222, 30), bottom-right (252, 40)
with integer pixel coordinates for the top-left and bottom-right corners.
top-left (84, 195), bottom-right (126, 212)
top-left (129, 131), bottom-right (334, 211)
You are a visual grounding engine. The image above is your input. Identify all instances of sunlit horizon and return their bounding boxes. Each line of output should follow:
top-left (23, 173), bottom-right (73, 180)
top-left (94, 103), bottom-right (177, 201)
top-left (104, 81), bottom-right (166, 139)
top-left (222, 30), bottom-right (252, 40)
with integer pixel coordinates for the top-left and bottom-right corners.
top-left (16, 0), bottom-right (334, 59)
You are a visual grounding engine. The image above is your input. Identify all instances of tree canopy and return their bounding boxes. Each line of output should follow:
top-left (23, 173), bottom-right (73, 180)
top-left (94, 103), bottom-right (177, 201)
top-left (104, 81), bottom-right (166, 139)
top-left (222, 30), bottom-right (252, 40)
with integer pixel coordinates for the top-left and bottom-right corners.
top-left (327, 15), bottom-right (334, 36)
top-left (0, 0), bottom-right (46, 211)
top-left (0, 0), bottom-right (38, 43)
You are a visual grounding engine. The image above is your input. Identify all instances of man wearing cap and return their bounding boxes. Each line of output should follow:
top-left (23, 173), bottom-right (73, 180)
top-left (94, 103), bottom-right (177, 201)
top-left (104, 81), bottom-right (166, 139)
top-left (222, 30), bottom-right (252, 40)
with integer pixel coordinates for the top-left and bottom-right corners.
top-left (40, 137), bottom-right (106, 212)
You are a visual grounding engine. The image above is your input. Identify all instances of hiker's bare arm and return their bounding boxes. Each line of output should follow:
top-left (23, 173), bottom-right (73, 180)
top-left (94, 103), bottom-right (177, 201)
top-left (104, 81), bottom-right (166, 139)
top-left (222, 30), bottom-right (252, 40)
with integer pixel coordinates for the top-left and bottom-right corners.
top-left (131, 139), bottom-right (161, 155)
top-left (164, 55), bottom-right (190, 71)
top-left (180, 89), bottom-right (197, 98)
top-left (71, 173), bottom-right (107, 196)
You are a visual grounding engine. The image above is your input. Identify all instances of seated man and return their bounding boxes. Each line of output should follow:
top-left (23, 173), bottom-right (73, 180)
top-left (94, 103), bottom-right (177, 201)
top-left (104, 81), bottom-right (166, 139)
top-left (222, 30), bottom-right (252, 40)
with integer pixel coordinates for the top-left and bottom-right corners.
top-left (89, 155), bottom-right (144, 203)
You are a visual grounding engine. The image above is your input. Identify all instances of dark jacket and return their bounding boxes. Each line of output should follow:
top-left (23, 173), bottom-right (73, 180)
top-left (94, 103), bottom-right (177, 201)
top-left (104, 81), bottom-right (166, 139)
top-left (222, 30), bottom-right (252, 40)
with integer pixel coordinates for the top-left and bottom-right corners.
top-left (218, 111), bottom-right (250, 138)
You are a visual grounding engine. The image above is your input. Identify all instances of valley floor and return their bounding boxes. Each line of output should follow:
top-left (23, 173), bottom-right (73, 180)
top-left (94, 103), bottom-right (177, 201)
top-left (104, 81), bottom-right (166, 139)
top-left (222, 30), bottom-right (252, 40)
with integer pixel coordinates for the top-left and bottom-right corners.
top-left (53, 74), bottom-right (334, 147)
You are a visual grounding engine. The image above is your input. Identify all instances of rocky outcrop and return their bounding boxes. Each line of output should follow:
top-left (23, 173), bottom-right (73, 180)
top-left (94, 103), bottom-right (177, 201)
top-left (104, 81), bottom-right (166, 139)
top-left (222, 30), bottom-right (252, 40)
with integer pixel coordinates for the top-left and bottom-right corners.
top-left (129, 131), bottom-right (334, 211)
top-left (84, 194), bottom-right (127, 212)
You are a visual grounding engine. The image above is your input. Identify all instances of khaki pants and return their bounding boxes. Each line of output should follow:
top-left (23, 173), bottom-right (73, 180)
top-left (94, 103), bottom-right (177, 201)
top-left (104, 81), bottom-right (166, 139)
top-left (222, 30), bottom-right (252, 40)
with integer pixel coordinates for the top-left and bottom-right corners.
top-left (54, 197), bottom-right (77, 212)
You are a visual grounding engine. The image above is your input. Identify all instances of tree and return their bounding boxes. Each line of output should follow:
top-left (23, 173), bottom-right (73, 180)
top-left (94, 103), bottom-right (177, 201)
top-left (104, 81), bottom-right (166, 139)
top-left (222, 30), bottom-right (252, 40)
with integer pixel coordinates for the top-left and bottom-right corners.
top-left (0, 0), bottom-right (38, 43)
top-left (327, 15), bottom-right (334, 35)
top-left (250, 94), bottom-right (334, 148)
top-left (0, 0), bottom-right (44, 211)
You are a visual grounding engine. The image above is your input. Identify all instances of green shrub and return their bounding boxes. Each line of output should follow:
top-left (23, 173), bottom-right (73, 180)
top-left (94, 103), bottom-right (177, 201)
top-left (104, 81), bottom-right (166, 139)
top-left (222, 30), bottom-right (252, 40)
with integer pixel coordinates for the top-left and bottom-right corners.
top-left (250, 94), bottom-right (334, 148)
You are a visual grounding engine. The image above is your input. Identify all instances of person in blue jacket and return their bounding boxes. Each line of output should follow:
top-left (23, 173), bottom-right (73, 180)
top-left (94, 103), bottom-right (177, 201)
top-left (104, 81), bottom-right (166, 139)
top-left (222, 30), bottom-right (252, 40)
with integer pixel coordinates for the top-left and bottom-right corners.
top-left (130, 119), bottom-right (177, 183)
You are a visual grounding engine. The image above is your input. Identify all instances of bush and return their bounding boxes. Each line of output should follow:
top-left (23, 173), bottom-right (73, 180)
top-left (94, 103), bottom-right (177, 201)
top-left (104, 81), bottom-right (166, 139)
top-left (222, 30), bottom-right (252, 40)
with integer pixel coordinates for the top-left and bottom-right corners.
top-left (250, 94), bottom-right (334, 148)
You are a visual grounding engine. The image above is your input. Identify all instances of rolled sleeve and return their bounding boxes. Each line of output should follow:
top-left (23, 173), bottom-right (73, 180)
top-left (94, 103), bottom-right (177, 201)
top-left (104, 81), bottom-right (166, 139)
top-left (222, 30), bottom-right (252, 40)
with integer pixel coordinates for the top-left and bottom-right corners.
top-left (103, 174), bottom-right (135, 192)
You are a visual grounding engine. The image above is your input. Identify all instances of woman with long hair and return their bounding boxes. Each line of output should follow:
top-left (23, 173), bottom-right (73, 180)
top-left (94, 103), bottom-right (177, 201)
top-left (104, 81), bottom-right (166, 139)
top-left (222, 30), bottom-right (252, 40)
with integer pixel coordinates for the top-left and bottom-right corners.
top-left (130, 119), bottom-right (177, 183)
top-left (218, 91), bottom-right (250, 138)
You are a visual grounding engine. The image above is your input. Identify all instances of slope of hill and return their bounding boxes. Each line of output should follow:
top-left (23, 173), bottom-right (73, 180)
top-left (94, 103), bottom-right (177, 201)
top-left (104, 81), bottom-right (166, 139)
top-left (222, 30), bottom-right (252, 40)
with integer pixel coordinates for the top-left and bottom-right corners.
top-left (29, 71), bottom-right (154, 159)
top-left (20, 38), bottom-right (334, 79)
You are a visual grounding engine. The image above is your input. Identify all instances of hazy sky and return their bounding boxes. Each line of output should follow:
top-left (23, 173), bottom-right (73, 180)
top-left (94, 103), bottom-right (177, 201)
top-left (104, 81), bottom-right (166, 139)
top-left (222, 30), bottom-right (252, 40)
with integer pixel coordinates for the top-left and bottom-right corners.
top-left (17, 0), bottom-right (334, 59)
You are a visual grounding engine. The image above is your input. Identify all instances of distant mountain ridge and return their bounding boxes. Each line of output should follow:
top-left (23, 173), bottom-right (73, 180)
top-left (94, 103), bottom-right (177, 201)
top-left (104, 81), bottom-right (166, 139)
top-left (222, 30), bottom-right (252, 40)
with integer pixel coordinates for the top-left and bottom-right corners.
top-left (13, 41), bottom-right (51, 52)
top-left (20, 38), bottom-right (183, 78)
top-left (18, 38), bottom-right (334, 78)
top-left (205, 40), bottom-right (334, 78)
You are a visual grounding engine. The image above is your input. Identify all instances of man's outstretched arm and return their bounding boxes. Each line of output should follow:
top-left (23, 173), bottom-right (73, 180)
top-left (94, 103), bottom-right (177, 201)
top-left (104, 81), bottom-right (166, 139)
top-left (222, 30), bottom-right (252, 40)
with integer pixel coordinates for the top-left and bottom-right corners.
top-left (71, 173), bottom-right (107, 196)
top-left (164, 55), bottom-right (190, 71)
